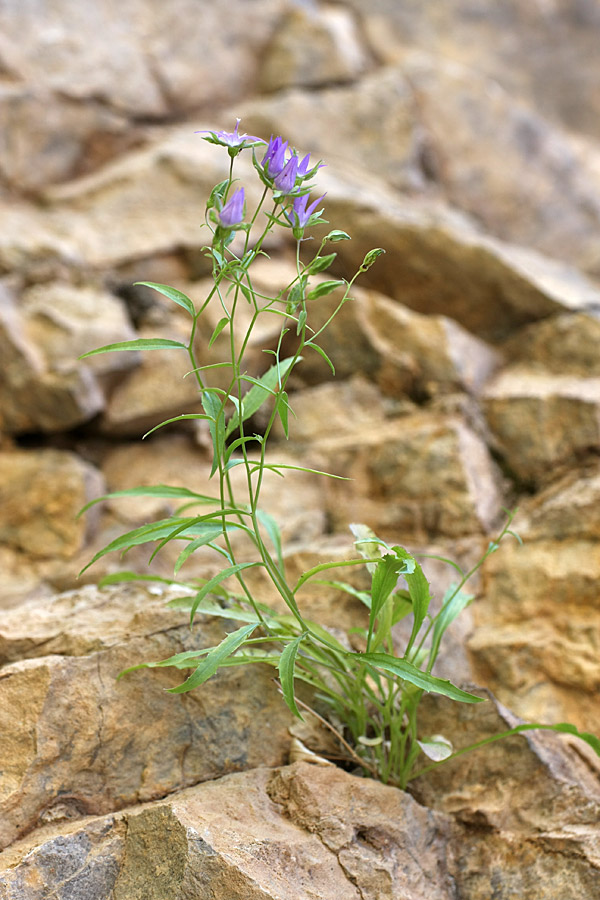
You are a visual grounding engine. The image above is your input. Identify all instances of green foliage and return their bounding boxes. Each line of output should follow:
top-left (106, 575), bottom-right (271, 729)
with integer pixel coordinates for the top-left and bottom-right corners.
top-left (81, 128), bottom-right (600, 790)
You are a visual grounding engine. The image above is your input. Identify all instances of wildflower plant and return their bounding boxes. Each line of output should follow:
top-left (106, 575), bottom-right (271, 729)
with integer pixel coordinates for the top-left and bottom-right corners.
top-left (80, 122), bottom-right (600, 788)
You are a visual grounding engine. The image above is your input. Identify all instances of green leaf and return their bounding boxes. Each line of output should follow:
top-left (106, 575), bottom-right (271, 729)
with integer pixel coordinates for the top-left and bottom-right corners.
top-left (278, 633), bottom-right (306, 718)
top-left (189, 563), bottom-right (263, 626)
top-left (324, 230), bottom-right (351, 243)
top-left (225, 357), bottom-right (296, 439)
top-left (391, 547), bottom-right (431, 657)
top-left (143, 413), bottom-right (212, 439)
top-left (134, 281), bottom-right (196, 317)
top-left (305, 342), bottom-right (335, 375)
top-left (79, 338), bottom-right (186, 359)
top-left (78, 517), bottom-right (204, 575)
top-left (350, 523), bottom-right (386, 575)
top-left (98, 571), bottom-right (193, 589)
top-left (167, 623), bottom-right (258, 692)
top-left (224, 434), bottom-right (263, 465)
top-left (428, 586), bottom-right (473, 669)
top-left (417, 735), bottom-right (453, 762)
top-left (256, 508), bottom-right (284, 573)
top-left (173, 525), bottom-right (225, 574)
top-left (202, 388), bottom-right (226, 477)
top-left (78, 484), bottom-right (217, 517)
top-left (208, 316), bottom-right (231, 348)
top-left (166, 597), bottom-right (264, 625)
top-left (359, 652), bottom-right (485, 703)
top-left (368, 553), bottom-right (416, 650)
top-left (306, 280), bottom-right (345, 301)
top-left (306, 253), bottom-right (336, 274)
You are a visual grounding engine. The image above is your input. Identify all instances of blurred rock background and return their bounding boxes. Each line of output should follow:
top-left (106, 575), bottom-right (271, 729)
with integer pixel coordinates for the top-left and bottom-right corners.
top-left (1, 1), bottom-right (600, 897)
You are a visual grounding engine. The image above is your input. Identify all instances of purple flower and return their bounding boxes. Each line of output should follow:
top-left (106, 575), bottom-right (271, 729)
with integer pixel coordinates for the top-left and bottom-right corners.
top-left (288, 192), bottom-right (326, 229)
top-left (297, 153), bottom-right (324, 179)
top-left (262, 136), bottom-right (289, 177)
top-left (217, 187), bottom-right (245, 227)
top-left (273, 155), bottom-right (299, 193)
top-left (197, 118), bottom-right (265, 152)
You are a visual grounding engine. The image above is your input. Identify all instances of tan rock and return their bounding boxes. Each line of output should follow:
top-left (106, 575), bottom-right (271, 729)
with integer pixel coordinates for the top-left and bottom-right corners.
top-left (312, 413), bottom-right (504, 541)
top-left (516, 463), bottom-right (600, 542)
top-left (242, 57), bottom-right (600, 271)
top-left (0, 0), bottom-right (286, 189)
top-left (3, 752), bottom-right (599, 898)
top-left (349, 0), bottom-right (600, 143)
top-left (483, 367), bottom-right (600, 484)
top-left (468, 538), bottom-right (600, 733)
top-left (300, 163), bottom-right (600, 342)
top-left (0, 763), bottom-right (455, 899)
top-left (0, 583), bottom-right (294, 851)
top-left (0, 449), bottom-right (104, 559)
top-left (259, 4), bottom-right (369, 92)
top-left (503, 312), bottom-right (600, 376)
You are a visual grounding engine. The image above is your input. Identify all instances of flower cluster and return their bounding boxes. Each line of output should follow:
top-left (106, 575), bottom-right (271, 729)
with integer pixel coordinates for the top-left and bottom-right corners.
top-left (200, 120), bottom-right (327, 242)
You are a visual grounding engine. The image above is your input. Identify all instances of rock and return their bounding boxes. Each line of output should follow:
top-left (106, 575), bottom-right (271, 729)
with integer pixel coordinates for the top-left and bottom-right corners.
top-left (100, 320), bottom-right (201, 437)
top-left (0, 281), bottom-right (138, 434)
top-left (468, 538), bottom-right (600, 733)
top-left (412, 691), bottom-right (600, 899)
top-left (0, 86), bottom-right (137, 191)
top-left (259, 4), bottom-right (369, 92)
top-left (0, 448), bottom-right (104, 559)
top-left (242, 57), bottom-right (600, 271)
top-left (0, 0), bottom-right (286, 190)
top-left (516, 463), bottom-right (600, 541)
top-left (301, 164), bottom-right (600, 342)
top-left (302, 286), bottom-right (501, 397)
top-left (348, 0), bottom-right (600, 143)
top-left (311, 413), bottom-right (504, 541)
top-left (0, 763), bottom-right (456, 899)
top-left (3, 751), bottom-right (600, 898)
top-left (503, 312), bottom-right (600, 376)
top-left (483, 367), bottom-right (600, 485)
top-left (0, 583), bottom-right (294, 851)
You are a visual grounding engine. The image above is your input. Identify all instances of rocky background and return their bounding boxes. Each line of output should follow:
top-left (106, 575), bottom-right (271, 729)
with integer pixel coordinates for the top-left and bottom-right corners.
top-left (1, 1), bottom-right (600, 897)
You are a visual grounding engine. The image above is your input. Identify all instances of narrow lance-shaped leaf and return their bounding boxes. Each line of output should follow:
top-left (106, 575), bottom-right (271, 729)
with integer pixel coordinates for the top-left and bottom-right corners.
top-left (79, 338), bottom-right (186, 359)
top-left (168, 624), bottom-right (258, 693)
top-left (359, 652), bottom-right (485, 703)
top-left (78, 484), bottom-right (218, 517)
top-left (189, 562), bottom-right (263, 626)
top-left (392, 546), bottom-right (431, 658)
top-left (134, 281), bottom-right (196, 317)
top-left (225, 357), bottom-right (296, 438)
top-left (306, 280), bottom-right (345, 301)
top-left (367, 553), bottom-right (415, 651)
top-left (278, 633), bottom-right (307, 718)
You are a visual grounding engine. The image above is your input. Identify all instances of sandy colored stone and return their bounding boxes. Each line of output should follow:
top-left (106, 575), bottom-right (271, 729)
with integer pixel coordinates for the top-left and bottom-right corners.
top-left (242, 56), bottom-right (600, 272)
top-left (0, 583), bottom-right (294, 851)
top-left (468, 538), bottom-right (600, 733)
top-left (259, 4), bottom-right (369, 92)
top-left (483, 367), bottom-right (600, 484)
top-left (0, 448), bottom-right (104, 559)
top-left (0, 0), bottom-right (285, 190)
top-left (313, 413), bottom-right (504, 541)
top-left (503, 312), bottom-right (600, 376)
top-left (516, 463), bottom-right (600, 542)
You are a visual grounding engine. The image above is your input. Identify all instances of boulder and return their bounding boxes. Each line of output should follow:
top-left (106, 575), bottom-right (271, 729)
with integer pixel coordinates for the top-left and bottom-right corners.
top-left (483, 367), bottom-right (600, 485)
top-left (0, 583), bottom-right (294, 851)
top-left (242, 57), bottom-right (600, 271)
top-left (259, 3), bottom-right (369, 92)
top-left (0, 281), bottom-right (137, 434)
top-left (0, 448), bottom-right (104, 559)
top-left (311, 413), bottom-right (504, 541)
top-left (503, 312), bottom-right (600, 376)
top-left (468, 537), bottom-right (600, 733)
top-left (0, 0), bottom-right (286, 190)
